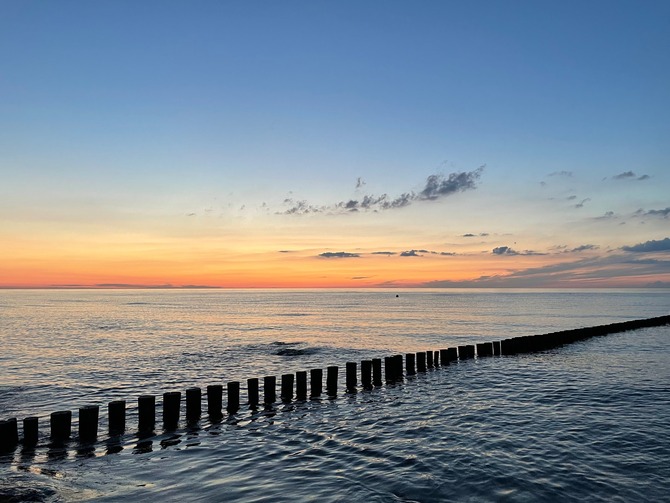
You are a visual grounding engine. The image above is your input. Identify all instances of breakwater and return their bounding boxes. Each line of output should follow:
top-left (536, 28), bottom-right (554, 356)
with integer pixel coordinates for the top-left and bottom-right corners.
top-left (1, 315), bottom-right (668, 454)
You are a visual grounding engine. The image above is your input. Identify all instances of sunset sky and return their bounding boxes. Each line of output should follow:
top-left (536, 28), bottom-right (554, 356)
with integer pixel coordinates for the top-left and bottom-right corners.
top-left (1, 1), bottom-right (668, 288)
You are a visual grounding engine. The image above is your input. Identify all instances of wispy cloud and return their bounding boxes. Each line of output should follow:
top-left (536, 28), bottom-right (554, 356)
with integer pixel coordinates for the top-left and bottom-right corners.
top-left (372, 251), bottom-right (396, 256)
top-left (635, 207), bottom-right (670, 219)
top-left (548, 171), bottom-right (573, 177)
top-left (574, 198), bottom-right (591, 209)
top-left (607, 171), bottom-right (650, 181)
top-left (621, 238), bottom-right (670, 253)
top-left (281, 167), bottom-right (484, 215)
top-left (492, 246), bottom-right (546, 256)
top-left (318, 251), bottom-right (360, 258)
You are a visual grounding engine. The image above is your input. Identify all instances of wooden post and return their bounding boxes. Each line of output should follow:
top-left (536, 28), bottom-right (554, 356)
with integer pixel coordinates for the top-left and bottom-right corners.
top-left (186, 387), bottom-right (202, 420)
top-left (434, 350), bottom-right (440, 367)
top-left (406, 353), bottom-right (416, 375)
top-left (281, 374), bottom-right (294, 402)
top-left (346, 362), bottom-right (357, 392)
top-left (108, 400), bottom-right (126, 434)
top-left (264, 376), bottom-right (276, 405)
top-left (326, 366), bottom-right (338, 397)
top-left (138, 395), bottom-right (155, 433)
top-left (447, 347), bottom-right (458, 362)
top-left (207, 384), bottom-right (223, 417)
top-left (394, 355), bottom-right (404, 380)
top-left (227, 382), bottom-right (240, 413)
top-left (163, 391), bottom-right (181, 430)
top-left (384, 356), bottom-right (394, 383)
top-left (50, 411), bottom-right (71, 442)
top-left (416, 351), bottom-right (427, 372)
top-left (247, 379), bottom-right (259, 409)
top-left (372, 358), bottom-right (382, 386)
top-left (361, 360), bottom-right (372, 389)
top-left (439, 349), bottom-right (449, 365)
top-left (78, 405), bottom-right (99, 442)
top-left (310, 369), bottom-right (322, 398)
top-left (493, 340), bottom-right (501, 355)
top-left (426, 350), bottom-right (433, 368)
top-left (0, 418), bottom-right (18, 452)
top-left (296, 371), bottom-right (308, 400)
top-left (23, 417), bottom-right (38, 447)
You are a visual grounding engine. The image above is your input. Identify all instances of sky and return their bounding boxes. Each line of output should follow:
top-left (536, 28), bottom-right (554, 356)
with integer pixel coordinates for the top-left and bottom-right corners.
top-left (1, 0), bottom-right (669, 288)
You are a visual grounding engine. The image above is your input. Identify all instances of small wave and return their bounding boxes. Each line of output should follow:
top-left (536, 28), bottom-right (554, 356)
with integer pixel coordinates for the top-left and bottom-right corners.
top-left (276, 313), bottom-right (310, 317)
top-left (271, 341), bottom-right (301, 346)
top-left (275, 347), bottom-right (319, 357)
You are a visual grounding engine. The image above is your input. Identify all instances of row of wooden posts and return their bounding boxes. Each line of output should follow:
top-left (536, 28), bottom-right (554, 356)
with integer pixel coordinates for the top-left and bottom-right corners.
top-left (1, 315), bottom-right (668, 453)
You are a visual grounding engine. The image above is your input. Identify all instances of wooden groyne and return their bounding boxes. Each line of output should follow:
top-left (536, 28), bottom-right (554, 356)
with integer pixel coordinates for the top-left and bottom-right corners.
top-left (1, 315), bottom-right (668, 453)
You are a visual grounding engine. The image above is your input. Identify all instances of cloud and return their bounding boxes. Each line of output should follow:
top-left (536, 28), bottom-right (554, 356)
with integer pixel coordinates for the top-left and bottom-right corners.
top-left (356, 177), bottom-right (366, 189)
top-left (548, 171), bottom-right (573, 177)
top-left (280, 167), bottom-right (484, 215)
top-left (568, 244), bottom-right (599, 253)
top-left (636, 207), bottom-right (670, 219)
top-left (595, 211), bottom-right (616, 220)
top-left (318, 251), bottom-right (360, 258)
top-left (352, 276), bottom-right (372, 280)
top-left (400, 250), bottom-right (423, 257)
top-left (421, 254), bottom-right (670, 288)
top-left (492, 246), bottom-right (546, 256)
top-left (610, 171), bottom-right (650, 181)
top-left (371, 251), bottom-right (396, 256)
top-left (621, 238), bottom-right (670, 253)
top-left (574, 198), bottom-right (591, 209)
top-left (418, 168), bottom-right (484, 200)
top-left (492, 246), bottom-right (518, 256)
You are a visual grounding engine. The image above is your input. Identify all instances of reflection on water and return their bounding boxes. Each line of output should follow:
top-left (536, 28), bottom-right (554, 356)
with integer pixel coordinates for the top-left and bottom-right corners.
top-left (1, 289), bottom-right (669, 501)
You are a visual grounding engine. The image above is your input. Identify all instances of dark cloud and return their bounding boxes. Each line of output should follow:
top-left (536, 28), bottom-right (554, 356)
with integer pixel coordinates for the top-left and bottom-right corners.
top-left (278, 250), bottom-right (294, 253)
top-left (440, 251), bottom-right (456, 256)
top-left (637, 174), bottom-right (650, 181)
top-left (318, 251), bottom-right (360, 258)
top-left (280, 167), bottom-right (484, 215)
top-left (621, 238), bottom-right (670, 253)
top-left (371, 251), bottom-right (396, 256)
top-left (356, 177), bottom-right (366, 189)
top-left (492, 246), bottom-right (518, 256)
top-left (492, 246), bottom-right (546, 256)
top-left (400, 250), bottom-right (423, 257)
top-left (566, 195), bottom-right (577, 201)
top-left (352, 276), bottom-right (372, 280)
top-left (419, 168), bottom-right (484, 200)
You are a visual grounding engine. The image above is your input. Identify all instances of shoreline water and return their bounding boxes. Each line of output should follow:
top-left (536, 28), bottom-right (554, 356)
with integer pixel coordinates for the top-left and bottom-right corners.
top-left (1, 289), bottom-right (669, 501)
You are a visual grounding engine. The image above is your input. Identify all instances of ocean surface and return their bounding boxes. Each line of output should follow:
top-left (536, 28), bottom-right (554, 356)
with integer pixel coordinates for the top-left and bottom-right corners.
top-left (1, 288), bottom-right (669, 501)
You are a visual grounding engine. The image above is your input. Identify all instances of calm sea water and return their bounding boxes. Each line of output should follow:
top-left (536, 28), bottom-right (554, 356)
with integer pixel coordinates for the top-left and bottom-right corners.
top-left (1, 289), bottom-right (669, 501)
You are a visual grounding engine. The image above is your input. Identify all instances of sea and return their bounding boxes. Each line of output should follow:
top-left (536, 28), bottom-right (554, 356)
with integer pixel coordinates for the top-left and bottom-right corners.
top-left (1, 288), bottom-right (669, 502)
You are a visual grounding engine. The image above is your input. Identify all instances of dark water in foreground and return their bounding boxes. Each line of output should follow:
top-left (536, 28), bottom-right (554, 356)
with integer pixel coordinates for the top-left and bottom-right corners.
top-left (1, 289), bottom-right (669, 501)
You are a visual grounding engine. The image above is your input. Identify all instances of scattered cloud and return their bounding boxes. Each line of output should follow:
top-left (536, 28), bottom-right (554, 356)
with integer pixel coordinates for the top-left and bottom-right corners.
top-left (400, 250), bottom-right (424, 257)
top-left (574, 198), bottom-right (591, 209)
top-left (462, 233), bottom-right (476, 237)
top-left (278, 250), bottom-right (295, 253)
top-left (352, 276), bottom-right (372, 280)
top-left (462, 232), bottom-right (489, 238)
top-left (356, 177), bottom-right (366, 189)
top-left (280, 167), bottom-right (484, 215)
top-left (371, 251), bottom-right (396, 256)
top-left (608, 171), bottom-right (650, 181)
top-left (318, 251), bottom-right (360, 258)
top-left (566, 195), bottom-right (577, 201)
top-left (596, 211), bottom-right (616, 220)
top-left (548, 171), bottom-right (573, 177)
top-left (621, 238), bottom-right (670, 253)
top-left (492, 246), bottom-right (546, 256)
top-left (635, 207), bottom-right (670, 219)
top-left (420, 253), bottom-right (670, 288)
top-left (568, 244), bottom-right (599, 253)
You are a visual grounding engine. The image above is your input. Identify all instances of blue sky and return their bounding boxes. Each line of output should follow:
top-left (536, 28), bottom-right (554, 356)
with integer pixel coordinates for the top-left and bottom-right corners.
top-left (1, 1), bottom-right (669, 288)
